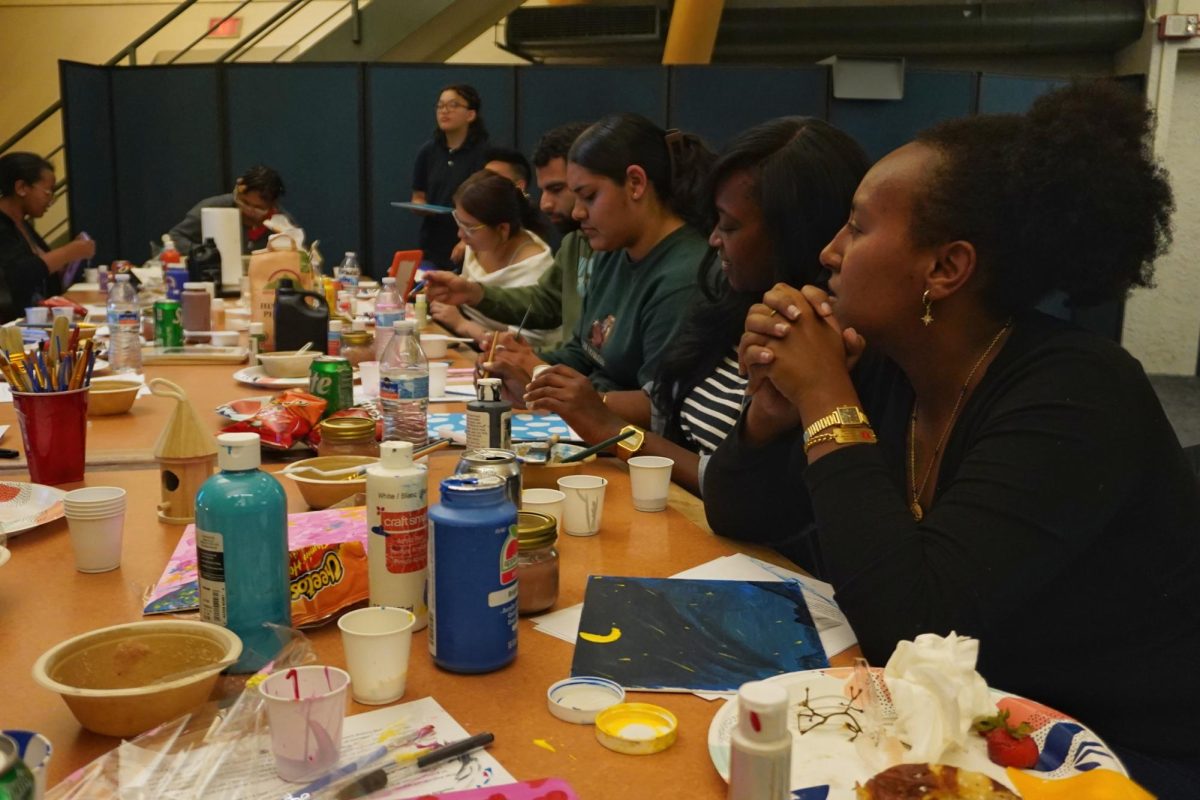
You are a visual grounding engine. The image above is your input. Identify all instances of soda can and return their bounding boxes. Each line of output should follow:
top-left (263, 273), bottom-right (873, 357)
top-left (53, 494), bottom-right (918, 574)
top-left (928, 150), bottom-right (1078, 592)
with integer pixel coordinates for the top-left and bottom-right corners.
top-left (164, 266), bottom-right (190, 300)
top-left (428, 475), bottom-right (518, 673)
top-left (454, 448), bottom-right (521, 508)
top-left (309, 356), bottom-right (353, 417)
top-left (0, 734), bottom-right (35, 800)
top-left (154, 300), bottom-right (183, 347)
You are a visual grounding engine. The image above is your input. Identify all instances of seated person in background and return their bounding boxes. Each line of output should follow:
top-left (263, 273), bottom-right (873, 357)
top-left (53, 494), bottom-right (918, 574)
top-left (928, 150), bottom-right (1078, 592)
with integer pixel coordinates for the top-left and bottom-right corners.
top-left (704, 82), bottom-right (1200, 795)
top-left (425, 122), bottom-right (593, 349)
top-left (430, 169), bottom-right (557, 346)
top-left (169, 165), bottom-right (296, 254)
top-left (481, 145), bottom-right (560, 251)
top-left (0, 152), bottom-right (96, 321)
top-left (482, 113), bottom-right (713, 394)
top-left (524, 118), bottom-right (868, 495)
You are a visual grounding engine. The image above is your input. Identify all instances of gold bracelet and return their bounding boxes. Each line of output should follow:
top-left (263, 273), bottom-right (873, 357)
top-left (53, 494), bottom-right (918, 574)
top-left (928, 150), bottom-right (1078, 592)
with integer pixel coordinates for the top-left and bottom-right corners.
top-left (803, 432), bottom-right (838, 453)
top-left (804, 425), bottom-right (878, 454)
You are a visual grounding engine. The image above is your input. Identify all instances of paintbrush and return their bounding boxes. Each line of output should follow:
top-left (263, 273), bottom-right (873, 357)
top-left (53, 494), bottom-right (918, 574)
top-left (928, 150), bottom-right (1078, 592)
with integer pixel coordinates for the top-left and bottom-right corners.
top-left (481, 330), bottom-right (500, 378)
top-left (560, 428), bottom-right (637, 463)
top-left (513, 300), bottom-right (535, 344)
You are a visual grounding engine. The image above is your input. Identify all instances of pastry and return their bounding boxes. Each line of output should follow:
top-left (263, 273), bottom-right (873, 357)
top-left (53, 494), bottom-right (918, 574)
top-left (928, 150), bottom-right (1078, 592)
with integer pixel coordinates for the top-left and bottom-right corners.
top-left (856, 763), bottom-right (1020, 799)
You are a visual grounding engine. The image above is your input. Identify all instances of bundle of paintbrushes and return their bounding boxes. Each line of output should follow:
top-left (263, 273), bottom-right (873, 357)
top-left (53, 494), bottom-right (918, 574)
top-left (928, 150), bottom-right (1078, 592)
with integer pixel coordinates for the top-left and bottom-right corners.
top-left (0, 326), bottom-right (96, 393)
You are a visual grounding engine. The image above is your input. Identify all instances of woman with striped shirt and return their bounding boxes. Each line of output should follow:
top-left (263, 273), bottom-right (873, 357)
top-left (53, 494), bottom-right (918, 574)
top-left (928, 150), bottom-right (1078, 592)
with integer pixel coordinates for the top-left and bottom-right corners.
top-left (525, 118), bottom-right (869, 494)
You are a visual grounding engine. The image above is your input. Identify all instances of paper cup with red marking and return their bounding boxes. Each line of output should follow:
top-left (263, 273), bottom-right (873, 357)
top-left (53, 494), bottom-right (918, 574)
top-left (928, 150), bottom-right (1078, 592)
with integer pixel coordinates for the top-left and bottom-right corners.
top-left (259, 665), bottom-right (350, 782)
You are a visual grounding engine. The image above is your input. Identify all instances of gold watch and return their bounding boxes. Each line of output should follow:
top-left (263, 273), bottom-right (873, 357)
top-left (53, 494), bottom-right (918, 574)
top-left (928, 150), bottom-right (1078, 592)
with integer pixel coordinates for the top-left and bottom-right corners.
top-left (616, 425), bottom-right (646, 456)
top-left (804, 406), bottom-right (870, 442)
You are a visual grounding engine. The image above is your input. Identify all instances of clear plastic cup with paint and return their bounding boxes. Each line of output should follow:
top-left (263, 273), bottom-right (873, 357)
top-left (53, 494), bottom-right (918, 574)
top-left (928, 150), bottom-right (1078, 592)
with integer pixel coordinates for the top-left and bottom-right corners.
top-left (259, 665), bottom-right (351, 782)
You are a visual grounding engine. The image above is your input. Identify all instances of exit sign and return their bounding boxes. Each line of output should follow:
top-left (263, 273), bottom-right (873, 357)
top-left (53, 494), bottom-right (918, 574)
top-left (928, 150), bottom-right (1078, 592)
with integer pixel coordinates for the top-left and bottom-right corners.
top-left (207, 17), bottom-right (242, 38)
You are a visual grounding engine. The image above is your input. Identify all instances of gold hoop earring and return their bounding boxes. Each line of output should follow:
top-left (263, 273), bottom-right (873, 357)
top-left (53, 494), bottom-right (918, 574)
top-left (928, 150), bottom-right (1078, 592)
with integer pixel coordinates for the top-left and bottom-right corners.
top-left (921, 290), bottom-right (934, 326)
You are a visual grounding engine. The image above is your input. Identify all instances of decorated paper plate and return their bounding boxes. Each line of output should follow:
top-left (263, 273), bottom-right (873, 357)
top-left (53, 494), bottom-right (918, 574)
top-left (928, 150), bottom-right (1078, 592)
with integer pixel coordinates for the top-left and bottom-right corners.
top-left (707, 667), bottom-right (1126, 799)
top-left (0, 481), bottom-right (66, 538)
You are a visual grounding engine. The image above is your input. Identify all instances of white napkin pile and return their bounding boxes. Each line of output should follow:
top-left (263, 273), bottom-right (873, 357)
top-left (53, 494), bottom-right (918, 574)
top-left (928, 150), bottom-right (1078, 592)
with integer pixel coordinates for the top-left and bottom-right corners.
top-left (883, 632), bottom-right (994, 763)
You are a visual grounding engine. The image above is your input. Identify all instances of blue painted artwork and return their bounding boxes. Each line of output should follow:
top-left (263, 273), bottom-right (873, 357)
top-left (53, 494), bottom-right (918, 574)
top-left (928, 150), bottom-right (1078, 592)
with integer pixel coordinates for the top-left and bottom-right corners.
top-left (571, 576), bottom-right (828, 692)
top-left (427, 412), bottom-right (580, 442)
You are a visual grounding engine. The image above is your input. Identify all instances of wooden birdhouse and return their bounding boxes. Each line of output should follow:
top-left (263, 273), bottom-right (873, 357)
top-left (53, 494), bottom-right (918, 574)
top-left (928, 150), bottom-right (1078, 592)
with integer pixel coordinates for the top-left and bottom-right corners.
top-left (149, 378), bottom-right (218, 524)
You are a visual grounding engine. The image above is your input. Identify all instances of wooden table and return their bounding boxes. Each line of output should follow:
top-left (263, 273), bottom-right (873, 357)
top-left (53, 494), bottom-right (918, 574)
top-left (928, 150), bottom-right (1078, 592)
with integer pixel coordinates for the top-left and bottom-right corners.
top-left (1, 449), bottom-right (856, 798)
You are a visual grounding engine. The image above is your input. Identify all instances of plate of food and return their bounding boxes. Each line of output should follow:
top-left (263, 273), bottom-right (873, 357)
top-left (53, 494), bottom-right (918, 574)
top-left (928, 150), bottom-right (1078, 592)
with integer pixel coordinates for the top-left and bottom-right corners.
top-left (0, 481), bottom-right (66, 537)
top-left (707, 666), bottom-right (1127, 799)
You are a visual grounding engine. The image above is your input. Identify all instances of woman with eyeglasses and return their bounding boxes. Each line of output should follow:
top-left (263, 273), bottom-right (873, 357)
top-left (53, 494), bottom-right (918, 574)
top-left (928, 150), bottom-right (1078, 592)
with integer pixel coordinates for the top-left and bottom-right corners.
top-left (0, 152), bottom-right (96, 322)
top-left (430, 169), bottom-right (558, 346)
top-left (523, 118), bottom-right (868, 494)
top-left (168, 165), bottom-right (296, 254)
top-left (410, 84), bottom-right (490, 269)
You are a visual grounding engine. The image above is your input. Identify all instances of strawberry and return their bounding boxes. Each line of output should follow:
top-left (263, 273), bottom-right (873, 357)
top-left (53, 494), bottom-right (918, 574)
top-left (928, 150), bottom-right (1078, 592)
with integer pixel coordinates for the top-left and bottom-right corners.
top-left (972, 709), bottom-right (1039, 769)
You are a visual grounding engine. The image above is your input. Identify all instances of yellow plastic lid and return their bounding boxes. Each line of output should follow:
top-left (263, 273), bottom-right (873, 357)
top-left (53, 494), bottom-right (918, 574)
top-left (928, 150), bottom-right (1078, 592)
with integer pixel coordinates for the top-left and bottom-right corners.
top-left (594, 702), bottom-right (678, 755)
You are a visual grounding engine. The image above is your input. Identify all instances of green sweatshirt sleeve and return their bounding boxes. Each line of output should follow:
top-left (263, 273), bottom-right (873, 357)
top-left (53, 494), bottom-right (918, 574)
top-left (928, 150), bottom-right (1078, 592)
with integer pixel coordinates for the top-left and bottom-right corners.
top-left (473, 260), bottom-right (563, 329)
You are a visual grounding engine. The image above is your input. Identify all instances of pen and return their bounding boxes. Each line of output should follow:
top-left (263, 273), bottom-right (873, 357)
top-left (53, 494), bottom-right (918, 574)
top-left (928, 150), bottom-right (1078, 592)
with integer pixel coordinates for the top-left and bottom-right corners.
top-left (335, 731), bottom-right (496, 799)
top-left (561, 428), bottom-right (637, 463)
top-left (287, 725), bottom-right (438, 799)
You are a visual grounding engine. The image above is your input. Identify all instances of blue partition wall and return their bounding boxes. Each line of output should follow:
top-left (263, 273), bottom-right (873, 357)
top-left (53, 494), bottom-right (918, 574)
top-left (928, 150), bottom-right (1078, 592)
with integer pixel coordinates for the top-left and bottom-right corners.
top-left (367, 65), bottom-right (515, 277)
top-left (61, 62), bottom-right (118, 265)
top-left (669, 66), bottom-right (828, 150)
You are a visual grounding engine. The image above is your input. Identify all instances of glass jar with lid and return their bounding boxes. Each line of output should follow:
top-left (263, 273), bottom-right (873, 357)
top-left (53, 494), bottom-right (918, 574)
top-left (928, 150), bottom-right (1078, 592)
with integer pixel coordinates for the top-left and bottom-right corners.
top-left (341, 330), bottom-right (375, 367)
top-left (517, 510), bottom-right (559, 615)
top-left (316, 416), bottom-right (379, 458)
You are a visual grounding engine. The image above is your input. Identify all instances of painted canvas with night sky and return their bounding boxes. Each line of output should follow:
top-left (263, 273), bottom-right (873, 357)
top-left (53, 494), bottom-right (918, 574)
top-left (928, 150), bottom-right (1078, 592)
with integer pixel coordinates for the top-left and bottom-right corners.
top-left (570, 576), bottom-right (828, 692)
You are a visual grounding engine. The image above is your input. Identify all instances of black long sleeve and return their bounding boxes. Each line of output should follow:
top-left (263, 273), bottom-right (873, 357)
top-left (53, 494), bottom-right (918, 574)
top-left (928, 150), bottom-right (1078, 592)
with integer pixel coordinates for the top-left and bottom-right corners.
top-left (704, 311), bottom-right (1200, 764)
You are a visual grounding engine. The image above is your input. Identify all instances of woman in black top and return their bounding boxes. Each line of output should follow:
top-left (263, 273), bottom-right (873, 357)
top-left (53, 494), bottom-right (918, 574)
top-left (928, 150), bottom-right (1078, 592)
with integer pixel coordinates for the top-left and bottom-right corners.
top-left (0, 153), bottom-right (96, 322)
top-left (410, 84), bottom-right (490, 269)
top-left (704, 82), bottom-right (1200, 794)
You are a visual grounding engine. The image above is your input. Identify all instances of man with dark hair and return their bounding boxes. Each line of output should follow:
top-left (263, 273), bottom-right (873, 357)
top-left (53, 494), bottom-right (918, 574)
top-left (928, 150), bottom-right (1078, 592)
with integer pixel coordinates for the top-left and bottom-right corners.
top-left (426, 122), bottom-right (594, 347)
top-left (169, 165), bottom-right (298, 254)
top-left (482, 146), bottom-right (533, 190)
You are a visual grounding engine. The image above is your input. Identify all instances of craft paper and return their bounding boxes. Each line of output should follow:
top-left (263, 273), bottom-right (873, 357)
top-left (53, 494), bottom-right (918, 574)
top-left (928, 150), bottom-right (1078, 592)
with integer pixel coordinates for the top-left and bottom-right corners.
top-left (427, 412), bottom-right (582, 443)
top-left (571, 576), bottom-right (828, 692)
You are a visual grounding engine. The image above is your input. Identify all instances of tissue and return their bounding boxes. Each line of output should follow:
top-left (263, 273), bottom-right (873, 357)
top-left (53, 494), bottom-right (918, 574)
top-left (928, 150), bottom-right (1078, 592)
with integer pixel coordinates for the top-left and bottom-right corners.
top-left (883, 632), bottom-right (994, 763)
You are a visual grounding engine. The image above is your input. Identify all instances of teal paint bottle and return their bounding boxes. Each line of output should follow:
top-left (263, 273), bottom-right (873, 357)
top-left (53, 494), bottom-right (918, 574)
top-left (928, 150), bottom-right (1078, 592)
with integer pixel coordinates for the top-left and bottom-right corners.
top-left (195, 432), bottom-right (290, 672)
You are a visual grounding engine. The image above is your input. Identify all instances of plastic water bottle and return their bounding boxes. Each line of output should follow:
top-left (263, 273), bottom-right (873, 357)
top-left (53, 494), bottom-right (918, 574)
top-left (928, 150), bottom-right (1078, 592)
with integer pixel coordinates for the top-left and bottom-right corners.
top-left (106, 273), bottom-right (142, 374)
top-left (373, 277), bottom-right (404, 358)
top-left (336, 251), bottom-right (361, 294)
top-left (379, 320), bottom-right (428, 446)
top-left (194, 432), bottom-right (290, 673)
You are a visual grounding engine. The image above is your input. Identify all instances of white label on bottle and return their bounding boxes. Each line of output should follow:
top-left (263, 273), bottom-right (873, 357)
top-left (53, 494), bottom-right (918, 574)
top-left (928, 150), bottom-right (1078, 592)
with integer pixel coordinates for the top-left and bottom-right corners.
top-left (196, 528), bottom-right (227, 625)
top-left (380, 375), bottom-right (429, 401)
top-left (465, 410), bottom-right (489, 450)
top-left (487, 584), bottom-right (518, 608)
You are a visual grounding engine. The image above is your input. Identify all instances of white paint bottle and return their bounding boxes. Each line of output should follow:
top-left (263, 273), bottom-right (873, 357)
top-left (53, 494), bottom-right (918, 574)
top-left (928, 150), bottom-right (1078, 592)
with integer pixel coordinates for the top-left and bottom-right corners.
top-left (728, 681), bottom-right (792, 800)
top-left (366, 441), bottom-right (429, 630)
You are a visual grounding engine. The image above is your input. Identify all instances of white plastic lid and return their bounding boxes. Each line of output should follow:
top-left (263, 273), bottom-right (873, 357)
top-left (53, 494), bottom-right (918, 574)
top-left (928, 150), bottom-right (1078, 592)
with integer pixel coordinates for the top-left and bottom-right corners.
top-left (329, 320), bottom-right (343, 331)
top-left (115, 273), bottom-right (131, 282)
top-left (249, 322), bottom-right (264, 334)
top-left (382, 277), bottom-right (396, 286)
top-left (183, 282), bottom-right (206, 290)
top-left (735, 681), bottom-right (789, 742)
top-left (547, 677), bottom-right (625, 724)
top-left (393, 320), bottom-right (415, 332)
top-left (380, 441), bottom-right (414, 470)
top-left (477, 378), bottom-right (501, 402)
top-left (162, 234), bottom-right (175, 246)
top-left (217, 432), bottom-right (261, 471)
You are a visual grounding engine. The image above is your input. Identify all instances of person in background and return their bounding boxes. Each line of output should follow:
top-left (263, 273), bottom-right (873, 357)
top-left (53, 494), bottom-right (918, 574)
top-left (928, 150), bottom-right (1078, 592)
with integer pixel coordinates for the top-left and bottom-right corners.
top-left (0, 152), bottom-right (96, 321)
top-left (481, 145), bottom-right (560, 251)
top-left (483, 112), bottom-right (714, 404)
top-left (430, 169), bottom-right (557, 346)
top-left (411, 84), bottom-right (489, 269)
top-left (425, 122), bottom-right (592, 349)
top-left (524, 118), bottom-right (869, 495)
top-left (705, 82), bottom-right (1199, 794)
top-left (169, 165), bottom-right (296, 254)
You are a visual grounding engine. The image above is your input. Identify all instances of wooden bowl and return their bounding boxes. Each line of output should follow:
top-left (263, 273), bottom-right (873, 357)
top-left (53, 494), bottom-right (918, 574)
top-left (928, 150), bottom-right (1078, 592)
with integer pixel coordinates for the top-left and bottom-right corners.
top-left (282, 455), bottom-right (377, 508)
top-left (86, 378), bottom-right (141, 416)
top-left (517, 442), bottom-right (598, 489)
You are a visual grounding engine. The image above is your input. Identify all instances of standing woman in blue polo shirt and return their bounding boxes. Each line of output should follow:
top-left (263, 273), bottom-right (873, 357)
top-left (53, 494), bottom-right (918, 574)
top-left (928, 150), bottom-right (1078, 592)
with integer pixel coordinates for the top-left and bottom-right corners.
top-left (411, 84), bottom-right (490, 269)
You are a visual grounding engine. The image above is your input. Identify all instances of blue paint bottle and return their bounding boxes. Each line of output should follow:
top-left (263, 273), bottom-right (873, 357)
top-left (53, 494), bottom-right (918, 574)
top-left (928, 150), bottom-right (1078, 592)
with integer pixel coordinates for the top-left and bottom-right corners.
top-left (195, 432), bottom-right (291, 672)
top-left (428, 475), bottom-right (518, 673)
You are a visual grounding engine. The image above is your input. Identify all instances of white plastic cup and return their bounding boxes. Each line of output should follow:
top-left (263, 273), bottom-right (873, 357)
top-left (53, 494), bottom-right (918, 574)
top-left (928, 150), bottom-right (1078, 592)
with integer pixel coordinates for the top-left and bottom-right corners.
top-left (65, 510), bottom-right (125, 573)
top-left (51, 307), bottom-right (74, 322)
top-left (522, 488), bottom-right (566, 535)
top-left (556, 475), bottom-right (608, 536)
top-left (627, 456), bottom-right (675, 512)
top-left (259, 665), bottom-right (351, 782)
top-left (358, 361), bottom-right (380, 399)
top-left (337, 606), bottom-right (415, 705)
top-left (428, 360), bottom-right (449, 398)
top-left (64, 486), bottom-right (126, 514)
top-left (24, 307), bottom-right (49, 325)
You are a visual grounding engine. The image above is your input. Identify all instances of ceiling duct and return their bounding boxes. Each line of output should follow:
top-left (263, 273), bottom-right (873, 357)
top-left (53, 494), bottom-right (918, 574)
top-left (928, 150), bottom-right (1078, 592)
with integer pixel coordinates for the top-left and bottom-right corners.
top-left (503, 1), bottom-right (1146, 63)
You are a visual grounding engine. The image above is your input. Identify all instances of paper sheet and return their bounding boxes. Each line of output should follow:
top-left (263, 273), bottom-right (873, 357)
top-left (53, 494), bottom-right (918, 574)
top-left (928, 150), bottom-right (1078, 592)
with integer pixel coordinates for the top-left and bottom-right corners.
top-left (533, 553), bottom-right (859, 698)
top-left (116, 697), bottom-right (512, 799)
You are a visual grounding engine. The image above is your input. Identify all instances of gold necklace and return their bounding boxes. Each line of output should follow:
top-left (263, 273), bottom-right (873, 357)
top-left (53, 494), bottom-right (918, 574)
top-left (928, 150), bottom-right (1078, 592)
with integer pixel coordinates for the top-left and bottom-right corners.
top-left (908, 319), bottom-right (1012, 521)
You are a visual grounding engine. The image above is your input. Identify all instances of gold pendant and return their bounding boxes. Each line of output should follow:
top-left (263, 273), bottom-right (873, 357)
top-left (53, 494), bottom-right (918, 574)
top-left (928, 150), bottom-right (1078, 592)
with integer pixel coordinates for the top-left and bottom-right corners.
top-left (910, 500), bottom-right (923, 521)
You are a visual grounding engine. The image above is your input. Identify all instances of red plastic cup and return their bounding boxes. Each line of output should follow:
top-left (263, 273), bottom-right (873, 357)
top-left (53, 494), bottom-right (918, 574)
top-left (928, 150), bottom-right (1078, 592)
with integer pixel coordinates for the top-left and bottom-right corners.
top-left (13, 388), bottom-right (89, 485)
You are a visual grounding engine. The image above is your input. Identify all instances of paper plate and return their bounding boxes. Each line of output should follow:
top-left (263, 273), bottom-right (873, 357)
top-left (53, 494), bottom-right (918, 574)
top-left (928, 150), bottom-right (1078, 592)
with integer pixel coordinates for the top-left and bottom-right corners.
top-left (0, 481), bottom-right (66, 538)
top-left (233, 365), bottom-right (359, 389)
top-left (707, 667), bottom-right (1126, 798)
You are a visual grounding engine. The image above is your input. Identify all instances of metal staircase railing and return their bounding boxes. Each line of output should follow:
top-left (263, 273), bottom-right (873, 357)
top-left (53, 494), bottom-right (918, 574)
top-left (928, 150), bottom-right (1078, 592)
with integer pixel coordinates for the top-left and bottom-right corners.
top-left (0, 0), bottom-right (363, 243)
